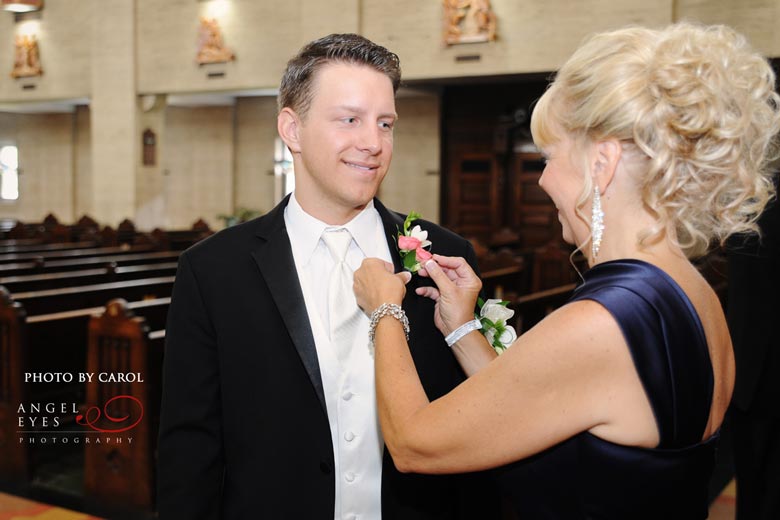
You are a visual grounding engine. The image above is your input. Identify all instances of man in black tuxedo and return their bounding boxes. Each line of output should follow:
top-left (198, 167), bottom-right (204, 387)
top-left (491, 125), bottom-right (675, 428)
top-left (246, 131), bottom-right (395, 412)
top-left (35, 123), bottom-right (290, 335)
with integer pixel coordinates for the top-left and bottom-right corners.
top-left (727, 172), bottom-right (780, 520)
top-left (157, 33), bottom-right (497, 519)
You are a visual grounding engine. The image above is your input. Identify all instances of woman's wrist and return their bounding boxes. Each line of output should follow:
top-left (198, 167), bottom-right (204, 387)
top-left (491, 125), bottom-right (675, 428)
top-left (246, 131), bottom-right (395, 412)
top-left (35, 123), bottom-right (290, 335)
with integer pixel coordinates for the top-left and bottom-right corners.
top-left (442, 311), bottom-right (479, 336)
top-left (444, 319), bottom-right (482, 347)
top-left (368, 303), bottom-right (410, 354)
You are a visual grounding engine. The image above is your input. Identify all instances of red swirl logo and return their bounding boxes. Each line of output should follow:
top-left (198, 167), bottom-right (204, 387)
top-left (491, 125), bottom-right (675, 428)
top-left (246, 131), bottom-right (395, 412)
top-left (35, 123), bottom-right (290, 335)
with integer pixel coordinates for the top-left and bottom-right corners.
top-left (76, 395), bottom-right (144, 433)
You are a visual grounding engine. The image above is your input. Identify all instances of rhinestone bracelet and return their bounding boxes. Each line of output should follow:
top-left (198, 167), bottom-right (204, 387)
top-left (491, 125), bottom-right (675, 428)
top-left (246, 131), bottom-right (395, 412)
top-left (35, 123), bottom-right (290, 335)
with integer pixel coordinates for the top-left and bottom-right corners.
top-left (368, 303), bottom-right (410, 355)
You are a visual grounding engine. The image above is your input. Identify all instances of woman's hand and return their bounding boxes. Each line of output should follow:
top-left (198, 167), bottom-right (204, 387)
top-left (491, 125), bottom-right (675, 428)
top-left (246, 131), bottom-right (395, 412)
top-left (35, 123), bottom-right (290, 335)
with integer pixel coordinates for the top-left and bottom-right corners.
top-left (354, 258), bottom-right (412, 314)
top-left (416, 254), bottom-right (481, 337)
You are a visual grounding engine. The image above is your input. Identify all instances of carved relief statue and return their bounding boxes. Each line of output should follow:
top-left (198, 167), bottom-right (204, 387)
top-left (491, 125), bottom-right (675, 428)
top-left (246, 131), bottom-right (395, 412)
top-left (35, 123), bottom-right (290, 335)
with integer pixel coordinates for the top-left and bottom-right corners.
top-left (443, 0), bottom-right (497, 45)
top-left (443, 0), bottom-right (467, 43)
top-left (196, 17), bottom-right (235, 65)
top-left (11, 35), bottom-right (43, 79)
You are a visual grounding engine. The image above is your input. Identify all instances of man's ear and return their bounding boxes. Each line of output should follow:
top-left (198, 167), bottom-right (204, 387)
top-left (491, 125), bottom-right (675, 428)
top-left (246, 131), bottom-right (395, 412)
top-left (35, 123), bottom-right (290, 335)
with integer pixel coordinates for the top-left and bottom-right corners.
top-left (277, 107), bottom-right (302, 153)
top-left (592, 139), bottom-right (621, 193)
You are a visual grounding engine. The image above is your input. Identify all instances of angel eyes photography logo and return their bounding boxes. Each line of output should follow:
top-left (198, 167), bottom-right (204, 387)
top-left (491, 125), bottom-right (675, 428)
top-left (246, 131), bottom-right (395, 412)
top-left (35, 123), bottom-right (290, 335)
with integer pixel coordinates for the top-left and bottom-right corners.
top-left (17, 371), bottom-right (145, 445)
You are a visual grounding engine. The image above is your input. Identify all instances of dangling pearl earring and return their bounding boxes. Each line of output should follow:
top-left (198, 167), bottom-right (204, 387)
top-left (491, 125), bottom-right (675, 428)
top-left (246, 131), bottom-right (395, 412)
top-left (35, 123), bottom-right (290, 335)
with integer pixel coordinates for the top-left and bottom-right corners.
top-left (591, 185), bottom-right (604, 259)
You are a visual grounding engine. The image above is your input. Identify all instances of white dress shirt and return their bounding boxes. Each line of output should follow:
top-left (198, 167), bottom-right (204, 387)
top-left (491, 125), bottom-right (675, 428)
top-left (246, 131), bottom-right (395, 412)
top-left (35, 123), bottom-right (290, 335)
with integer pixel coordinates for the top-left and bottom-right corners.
top-left (285, 193), bottom-right (392, 520)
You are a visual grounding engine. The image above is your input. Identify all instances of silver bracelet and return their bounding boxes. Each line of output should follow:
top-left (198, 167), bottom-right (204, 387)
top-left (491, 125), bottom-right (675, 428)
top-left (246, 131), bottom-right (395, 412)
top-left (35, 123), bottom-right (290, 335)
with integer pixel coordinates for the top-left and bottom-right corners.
top-left (368, 303), bottom-right (410, 355)
top-left (445, 319), bottom-right (482, 347)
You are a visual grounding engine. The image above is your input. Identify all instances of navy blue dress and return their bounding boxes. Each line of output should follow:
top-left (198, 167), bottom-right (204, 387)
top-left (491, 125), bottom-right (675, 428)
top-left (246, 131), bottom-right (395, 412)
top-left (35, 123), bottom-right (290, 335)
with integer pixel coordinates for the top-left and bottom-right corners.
top-left (494, 259), bottom-right (718, 519)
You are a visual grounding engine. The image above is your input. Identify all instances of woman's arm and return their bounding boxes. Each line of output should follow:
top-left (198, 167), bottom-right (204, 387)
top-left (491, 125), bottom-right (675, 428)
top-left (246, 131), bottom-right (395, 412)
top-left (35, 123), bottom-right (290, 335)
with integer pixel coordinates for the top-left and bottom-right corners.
top-left (373, 296), bottom-right (637, 474)
top-left (353, 256), bottom-right (653, 475)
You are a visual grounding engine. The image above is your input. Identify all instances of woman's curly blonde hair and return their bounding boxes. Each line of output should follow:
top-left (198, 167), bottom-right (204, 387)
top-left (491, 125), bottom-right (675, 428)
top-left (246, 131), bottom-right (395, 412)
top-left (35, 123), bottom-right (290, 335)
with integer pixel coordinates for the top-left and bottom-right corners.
top-left (531, 22), bottom-right (780, 258)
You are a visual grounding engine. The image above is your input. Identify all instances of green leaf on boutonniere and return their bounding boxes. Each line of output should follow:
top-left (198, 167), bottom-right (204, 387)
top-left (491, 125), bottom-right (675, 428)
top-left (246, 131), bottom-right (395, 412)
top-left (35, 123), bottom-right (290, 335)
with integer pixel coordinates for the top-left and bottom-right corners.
top-left (403, 211), bottom-right (422, 235)
top-left (403, 251), bottom-right (421, 271)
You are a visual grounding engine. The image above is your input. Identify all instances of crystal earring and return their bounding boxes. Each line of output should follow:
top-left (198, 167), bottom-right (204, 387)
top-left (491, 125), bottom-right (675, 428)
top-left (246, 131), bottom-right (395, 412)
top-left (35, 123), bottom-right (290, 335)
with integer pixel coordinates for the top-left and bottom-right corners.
top-left (591, 185), bottom-right (604, 259)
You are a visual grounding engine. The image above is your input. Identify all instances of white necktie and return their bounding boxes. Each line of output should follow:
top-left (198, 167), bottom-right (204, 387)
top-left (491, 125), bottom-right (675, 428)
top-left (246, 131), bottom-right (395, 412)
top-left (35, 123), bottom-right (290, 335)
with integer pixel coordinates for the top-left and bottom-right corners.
top-left (322, 229), bottom-right (363, 364)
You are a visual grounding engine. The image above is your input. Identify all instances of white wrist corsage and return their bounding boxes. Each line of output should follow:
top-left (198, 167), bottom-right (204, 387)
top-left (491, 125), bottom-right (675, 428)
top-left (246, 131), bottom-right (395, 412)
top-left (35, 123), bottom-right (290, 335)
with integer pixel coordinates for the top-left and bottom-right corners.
top-left (477, 298), bottom-right (517, 354)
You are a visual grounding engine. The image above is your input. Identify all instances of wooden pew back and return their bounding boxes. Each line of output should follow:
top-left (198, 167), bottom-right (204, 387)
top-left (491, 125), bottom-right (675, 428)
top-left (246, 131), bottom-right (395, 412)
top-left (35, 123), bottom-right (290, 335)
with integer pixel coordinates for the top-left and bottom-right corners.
top-left (0, 245), bottom-right (155, 265)
top-left (0, 287), bottom-right (28, 482)
top-left (0, 295), bottom-right (170, 486)
top-left (513, 283), bottom-right (576, 334)
top-left (0, 262), bottom-right (177, 294)
top-left (13, 276), bottom-right (174, 315)
top-left (0, 241), bottom-right (98, 255)
top-left (0, 251), bottom-right (180, 278)
top-left (84, 299), bottom-right (165, 511)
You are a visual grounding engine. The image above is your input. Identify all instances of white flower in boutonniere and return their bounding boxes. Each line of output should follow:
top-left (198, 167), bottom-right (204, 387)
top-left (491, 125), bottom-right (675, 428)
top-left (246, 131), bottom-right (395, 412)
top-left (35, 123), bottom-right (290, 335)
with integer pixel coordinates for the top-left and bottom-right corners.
top-left (397, 211), bottom-right (433, 273)
top-left (477, 297), bottom-right (517, 354)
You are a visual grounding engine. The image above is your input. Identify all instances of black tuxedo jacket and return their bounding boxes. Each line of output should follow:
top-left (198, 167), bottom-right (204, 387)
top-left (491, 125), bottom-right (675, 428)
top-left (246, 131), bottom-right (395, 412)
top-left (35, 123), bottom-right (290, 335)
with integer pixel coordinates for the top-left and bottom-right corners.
top-left (157, 197), bottom-right (499, 519)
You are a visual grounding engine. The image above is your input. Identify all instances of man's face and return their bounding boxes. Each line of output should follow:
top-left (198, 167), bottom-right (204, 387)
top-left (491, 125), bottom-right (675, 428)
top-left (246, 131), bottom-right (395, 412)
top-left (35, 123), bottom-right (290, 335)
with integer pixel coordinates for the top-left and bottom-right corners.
top-left (285, 62), bottom-right (397, 224)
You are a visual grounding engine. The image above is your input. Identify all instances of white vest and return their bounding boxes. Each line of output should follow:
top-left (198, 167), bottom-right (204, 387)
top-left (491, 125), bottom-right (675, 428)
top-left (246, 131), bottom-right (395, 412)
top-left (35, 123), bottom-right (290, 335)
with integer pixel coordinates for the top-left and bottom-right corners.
top-left (285, 196), bottom-right (391, 520)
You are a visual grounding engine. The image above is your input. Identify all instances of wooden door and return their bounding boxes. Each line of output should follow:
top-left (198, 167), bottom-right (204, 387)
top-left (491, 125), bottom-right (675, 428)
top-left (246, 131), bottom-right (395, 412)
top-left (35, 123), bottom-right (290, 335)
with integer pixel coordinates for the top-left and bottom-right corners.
top-left (509, 152), bottom-right (560, 247)
top-left (447, 152), bottom-right (501, 239)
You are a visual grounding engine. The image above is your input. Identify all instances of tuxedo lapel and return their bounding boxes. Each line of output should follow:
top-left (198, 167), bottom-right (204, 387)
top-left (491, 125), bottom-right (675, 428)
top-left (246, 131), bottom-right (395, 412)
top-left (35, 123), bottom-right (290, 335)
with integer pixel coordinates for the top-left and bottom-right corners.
top-left (250, 196), bottom-right (327, 413)
top-left (373, 198), bottom-right (426, 304)
top-left (374, 198), bottom-right (405, 274)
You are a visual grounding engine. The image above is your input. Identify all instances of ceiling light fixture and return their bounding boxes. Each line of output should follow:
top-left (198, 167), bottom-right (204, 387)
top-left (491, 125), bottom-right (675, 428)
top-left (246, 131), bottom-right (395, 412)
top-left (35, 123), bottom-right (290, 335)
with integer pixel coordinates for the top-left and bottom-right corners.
top-left (2, 0), bottom-right (43, 13)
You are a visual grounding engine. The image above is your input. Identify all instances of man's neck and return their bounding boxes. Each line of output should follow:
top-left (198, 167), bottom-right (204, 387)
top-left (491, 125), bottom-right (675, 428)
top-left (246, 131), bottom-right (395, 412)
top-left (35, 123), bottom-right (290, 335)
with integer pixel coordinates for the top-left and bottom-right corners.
top-left (293, 192), bottom-right (368, 226)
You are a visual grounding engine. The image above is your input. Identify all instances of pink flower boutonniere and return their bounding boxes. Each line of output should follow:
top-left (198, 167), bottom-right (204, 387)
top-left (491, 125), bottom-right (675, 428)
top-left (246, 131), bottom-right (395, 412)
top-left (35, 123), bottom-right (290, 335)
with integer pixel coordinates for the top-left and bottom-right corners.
top-left (397, 211), bottom-right (432, 273)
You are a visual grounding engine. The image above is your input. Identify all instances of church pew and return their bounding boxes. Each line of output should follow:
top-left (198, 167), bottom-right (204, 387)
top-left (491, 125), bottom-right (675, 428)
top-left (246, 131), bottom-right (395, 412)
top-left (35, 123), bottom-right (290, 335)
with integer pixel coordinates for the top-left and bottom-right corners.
top-left (0, 262), bottom-right (178, 293)
top-left (0, 240), bottom-right (98, 255)
top-left (0, 250), bottom-right (180, 278)
top-left (0, 215), bottom-right (90, 244)
top-left (478, 248), bottom-right (526, 301)
top-left (5, 222), bottom-right (45, 241)
top-left (151, 228), bottom-right (211, 251)
top-left (0, 215), bottom-right (205, 251)
top-left (0, 292), bottom-right (170, 486)
top-left (0, 218), bottom-right (18, 237)
top-left (528, 242), bottom-right (583, 293)
top-left (12, 276), bottom-right (174, 315)
top-left (0, 290), bottom-right (28, 483)
top-left (0, 244), bottom-right (156, 265)
top-left (0, 238), bottom-right (43, 248)
top-left (83, 300), bottom-right (166, 512)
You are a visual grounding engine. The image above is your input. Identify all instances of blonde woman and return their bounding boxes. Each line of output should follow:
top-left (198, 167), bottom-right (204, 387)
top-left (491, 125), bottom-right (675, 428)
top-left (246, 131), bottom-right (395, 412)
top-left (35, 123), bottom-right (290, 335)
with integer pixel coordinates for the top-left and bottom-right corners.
top-left (354, 23), bottom-right (780, 518)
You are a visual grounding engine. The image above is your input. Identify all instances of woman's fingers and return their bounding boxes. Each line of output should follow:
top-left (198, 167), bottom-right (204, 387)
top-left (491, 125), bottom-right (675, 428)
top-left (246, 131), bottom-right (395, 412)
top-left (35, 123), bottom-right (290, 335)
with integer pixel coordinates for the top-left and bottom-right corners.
top-left (415, 285), bottom-right (441, 301)
top-left (430, 253), bottom-right (464, 268)
top-left (358, 257), bottom-right (386, 273)
top-left (422, 259), bottom-right (455, 292)
top-left (432, 254), bottom-right (478, 281)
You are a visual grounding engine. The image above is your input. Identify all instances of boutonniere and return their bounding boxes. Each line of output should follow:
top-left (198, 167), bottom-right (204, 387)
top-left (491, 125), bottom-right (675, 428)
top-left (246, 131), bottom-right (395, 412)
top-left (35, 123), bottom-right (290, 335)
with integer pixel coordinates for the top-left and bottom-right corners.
top-left (397, 211), bottom-right (433, 273)
top-left (477, 298), bottom-right (517, 354)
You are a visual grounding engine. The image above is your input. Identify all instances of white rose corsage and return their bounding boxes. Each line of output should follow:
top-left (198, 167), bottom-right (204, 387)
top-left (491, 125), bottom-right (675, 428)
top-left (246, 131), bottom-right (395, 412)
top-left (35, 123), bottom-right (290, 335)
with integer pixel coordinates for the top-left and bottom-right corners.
top-left (477, 297), bottom-right (517, 354)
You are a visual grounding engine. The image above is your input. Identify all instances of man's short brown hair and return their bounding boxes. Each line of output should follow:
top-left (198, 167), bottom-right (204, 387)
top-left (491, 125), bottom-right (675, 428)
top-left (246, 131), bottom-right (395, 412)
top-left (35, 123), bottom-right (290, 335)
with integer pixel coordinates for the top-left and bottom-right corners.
top-left (278, 33), bottom-right (401, 118)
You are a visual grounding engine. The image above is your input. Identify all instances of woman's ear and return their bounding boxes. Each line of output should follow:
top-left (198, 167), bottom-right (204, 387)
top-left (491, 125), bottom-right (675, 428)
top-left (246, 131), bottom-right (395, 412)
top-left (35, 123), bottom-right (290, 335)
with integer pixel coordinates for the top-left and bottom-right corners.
top-left (592, 139), bottom-right (622, 193)
top-left (277, 107), bottom-right (302, 153)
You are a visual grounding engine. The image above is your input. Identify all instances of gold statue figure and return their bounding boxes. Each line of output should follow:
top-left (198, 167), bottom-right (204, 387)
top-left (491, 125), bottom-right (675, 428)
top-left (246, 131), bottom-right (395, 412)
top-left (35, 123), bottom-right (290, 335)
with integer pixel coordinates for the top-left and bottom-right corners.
top-left (196, 17), bottom-right (235, 65)
top-left (11, 34), bottom-right (43, 79)
top-left (443, 0), bottom-right (497, 45)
